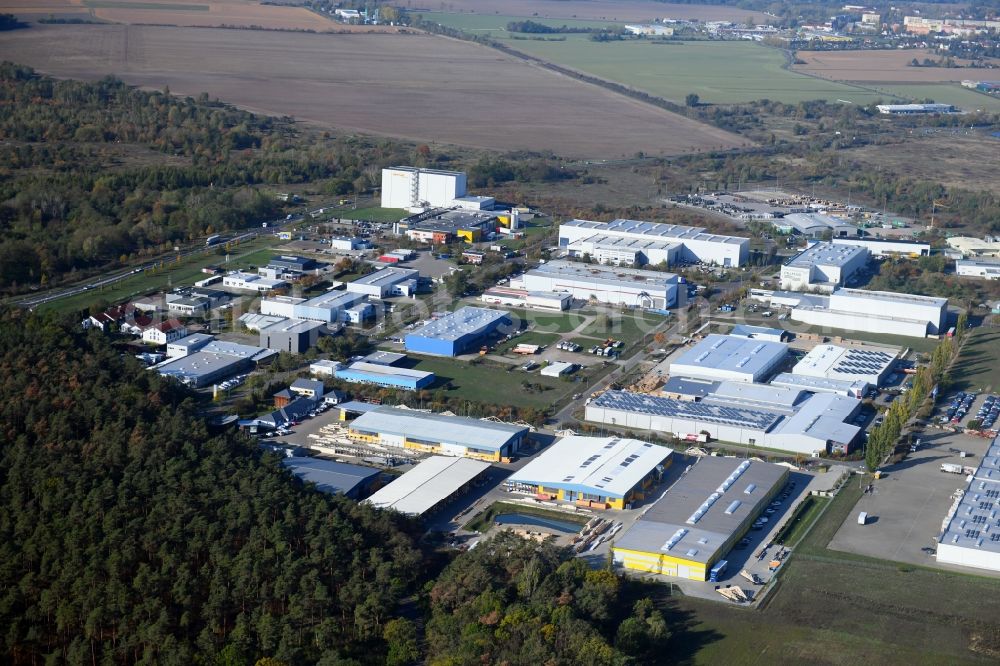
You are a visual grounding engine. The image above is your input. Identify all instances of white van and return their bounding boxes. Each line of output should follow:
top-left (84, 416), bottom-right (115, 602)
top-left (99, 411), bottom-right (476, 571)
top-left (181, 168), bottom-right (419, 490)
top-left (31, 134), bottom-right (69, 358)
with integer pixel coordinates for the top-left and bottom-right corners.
top-left (858, 511), bottom-right (868, 525)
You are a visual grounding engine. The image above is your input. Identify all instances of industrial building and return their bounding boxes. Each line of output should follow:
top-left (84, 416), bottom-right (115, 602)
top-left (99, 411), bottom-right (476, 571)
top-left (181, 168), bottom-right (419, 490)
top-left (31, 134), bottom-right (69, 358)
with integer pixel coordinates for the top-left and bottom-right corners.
top-left (936, 436), bottom-right (1000, 573)
top-left (505, 435), bottom-right (673, 510)
top-left (309, 359), bottom-right (343, 377)
top-left (334, 361), bottom-right (435, 391)
top-left (330, 236), bottom-right (368, 252)
top-left (773, 213), bottom-right (858, 238)
top-left (345, 267), bottom-right (419, 298)
top-left (404, 307), bottom-right (511, 357)
top-left (779, 242), bottom-right (869, 292)
top-left (540, 361), bottom-right (576, 378)
top-left (222, 271), bottom-right (287, 293)
top-left (166, 332), bottom-right (214, 358)
top-left (259, 318), bottom-right (326, 354)
top-left (153, 340), bottom-right (276, 388)
top-left (518, 260), bottom-right (679, 309)
top-left (586, 386), bottom-right (862, 455)
top-left (669, 334), bottom-right (788, 384)
top-left (792, 343), bottom-right (897, 386)
top-left (559, 218), bottom-right (749, 267)
top-left (956, 258), bottom-right (1000, 280)
top-left (769, 372), bottom-right (868, 398)
top-left (261, 291), bottom-right (365, 323)
top-left (480, 287), bottom-right (571, 311)
top-left (832, 237), bottom-right (931, 258)
top-left (381, 167), bottom-right (467, 210)
top-left (267, 255), bottom-right (317, 274)
top-left (946, 236), bottom-right (1000, 258)
top-left (365, 456), bottom-right (491, 517)
top-left (347, 406), bottom-right (528, 461)
top-left (729, 324), bottom-right (788, 343)
top-left (401, 210), bottom-right (498, 244)
top-left (755, 287), bottom-right (947, 338)
top-left (281, 457), bottom-right (380, 499)
top-left (613, 457), bottom-right (788, 580)
top-left (875, 103), bottom-right (956, 115)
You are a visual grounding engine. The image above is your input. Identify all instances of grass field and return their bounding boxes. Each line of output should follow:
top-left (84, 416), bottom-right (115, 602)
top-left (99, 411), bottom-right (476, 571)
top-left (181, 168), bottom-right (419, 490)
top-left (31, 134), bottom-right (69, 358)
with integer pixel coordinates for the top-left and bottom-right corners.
top-left (0, 24), bottom-right (745, 159)
top-left (343, 207), bottom-right (409, 223)
top-left (38, 237), bottom-right (281, 314)
top-left (417, 15), bottom-right (886, 106)
top-left (951, 327), bottom-right (1000, 393)
top-left (408, 355), bottom-right (574, 409)
top-left (500, 308), bottom-right (590, 334)
top-left (579, 310), bottom-right (665, 345)
top-left (665, 477), bottom-right (1000, 664)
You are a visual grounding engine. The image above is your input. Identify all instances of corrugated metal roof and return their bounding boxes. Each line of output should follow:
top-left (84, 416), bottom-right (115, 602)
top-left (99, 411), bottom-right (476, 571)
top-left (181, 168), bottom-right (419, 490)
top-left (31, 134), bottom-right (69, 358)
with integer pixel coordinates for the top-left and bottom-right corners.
top-left (365, 456), bottom-right (490, 515)
top-left (349, 406), bottom-right (526, 451)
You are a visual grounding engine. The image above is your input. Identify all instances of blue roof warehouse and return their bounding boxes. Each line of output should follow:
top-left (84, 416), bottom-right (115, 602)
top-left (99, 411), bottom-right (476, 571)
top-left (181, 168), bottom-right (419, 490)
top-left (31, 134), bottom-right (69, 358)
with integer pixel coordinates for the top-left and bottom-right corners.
top-left (404, 307), bottom-right (511, 357)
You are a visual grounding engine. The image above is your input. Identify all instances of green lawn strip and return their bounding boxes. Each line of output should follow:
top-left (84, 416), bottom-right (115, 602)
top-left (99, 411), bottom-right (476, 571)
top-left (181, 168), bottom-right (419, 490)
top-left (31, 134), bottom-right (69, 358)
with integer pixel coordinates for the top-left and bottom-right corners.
top-left (341, 206), bottom-right (409, 222)
top-left (501, 308), bottom-right (589, 334)
top-left (950, 327), bottom-right (1000, 393)
top-left (773, 495), bottom-right (829, 548)
top-left (580, 311), bottom-right (666, 345)
top-left (463, 500), bottom-right (589, 533)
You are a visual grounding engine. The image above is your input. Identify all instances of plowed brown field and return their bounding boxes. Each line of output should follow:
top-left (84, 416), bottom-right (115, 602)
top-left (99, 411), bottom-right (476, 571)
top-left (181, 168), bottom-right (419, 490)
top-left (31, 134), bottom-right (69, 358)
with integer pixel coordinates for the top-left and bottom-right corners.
top-left (0, 24), bottom-right (748, 159)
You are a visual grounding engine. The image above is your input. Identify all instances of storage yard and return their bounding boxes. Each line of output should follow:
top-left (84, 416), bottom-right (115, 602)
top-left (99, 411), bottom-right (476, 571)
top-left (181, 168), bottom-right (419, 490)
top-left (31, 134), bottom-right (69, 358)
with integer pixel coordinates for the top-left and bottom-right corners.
top-left (0, 24), bottom-right (746, 159)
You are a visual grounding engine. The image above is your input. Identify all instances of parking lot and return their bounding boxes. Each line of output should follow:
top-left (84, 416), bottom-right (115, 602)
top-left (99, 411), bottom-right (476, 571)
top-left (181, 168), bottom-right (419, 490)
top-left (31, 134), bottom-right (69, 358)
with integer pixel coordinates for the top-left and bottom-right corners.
top-left (828, 429), bottom-right (1000, 575)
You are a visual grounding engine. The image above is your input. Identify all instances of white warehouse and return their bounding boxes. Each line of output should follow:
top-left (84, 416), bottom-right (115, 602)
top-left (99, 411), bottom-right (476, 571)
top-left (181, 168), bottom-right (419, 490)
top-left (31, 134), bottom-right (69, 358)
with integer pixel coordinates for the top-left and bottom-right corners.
top-left (792, 343), bottom-right (897, 387)
top-left (956, 258), bottom-right (1000, 280)
top-left (936, 436), bottom-right (1000, 573)
top-left (345, 267), bottom-right (419, 298)
top-left (669, 334), bottom-right (788, 384)
top-left (755, 288), bottom-right (948, 338)
top-left (381, 167), bottom-right (467, 211)
top-left (558, 219), bottom-right (749, 267)
top-left (518, 260), bottom-right (679, 309)
top-left (790, 288), bottom-right (947, 338)
top-left (779, 242), bottom-right (869, 292)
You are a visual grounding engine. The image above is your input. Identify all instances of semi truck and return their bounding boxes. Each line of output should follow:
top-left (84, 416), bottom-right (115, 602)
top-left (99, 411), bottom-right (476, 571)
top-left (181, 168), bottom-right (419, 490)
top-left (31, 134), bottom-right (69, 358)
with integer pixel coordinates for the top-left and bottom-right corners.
top-left (941, 463), bottom-right (976, 475)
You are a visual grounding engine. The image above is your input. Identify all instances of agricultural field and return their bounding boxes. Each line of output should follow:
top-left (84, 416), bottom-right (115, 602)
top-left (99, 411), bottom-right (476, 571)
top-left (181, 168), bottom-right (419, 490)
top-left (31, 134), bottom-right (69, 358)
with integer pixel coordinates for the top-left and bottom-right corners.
top-left (497, 37), bottom-right (889, 105)
top-left (399, 0), bottom-right (763, 23)
top-left (0, 24), bottom-right (746, 159)
top-left (0, 0), bottom-right (348, 30)
top-left (793, 49), bottom-right (987, 83)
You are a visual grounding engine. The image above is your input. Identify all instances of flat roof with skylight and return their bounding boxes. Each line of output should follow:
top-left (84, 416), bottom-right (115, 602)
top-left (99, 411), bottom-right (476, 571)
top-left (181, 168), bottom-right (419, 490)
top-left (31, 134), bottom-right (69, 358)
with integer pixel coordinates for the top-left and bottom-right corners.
top-left (614, 457), bottom-right (788, 574)
top-left (507, 436), bottom-right (672, 500)
top-left (669, 334), bottom-right (788, 383)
